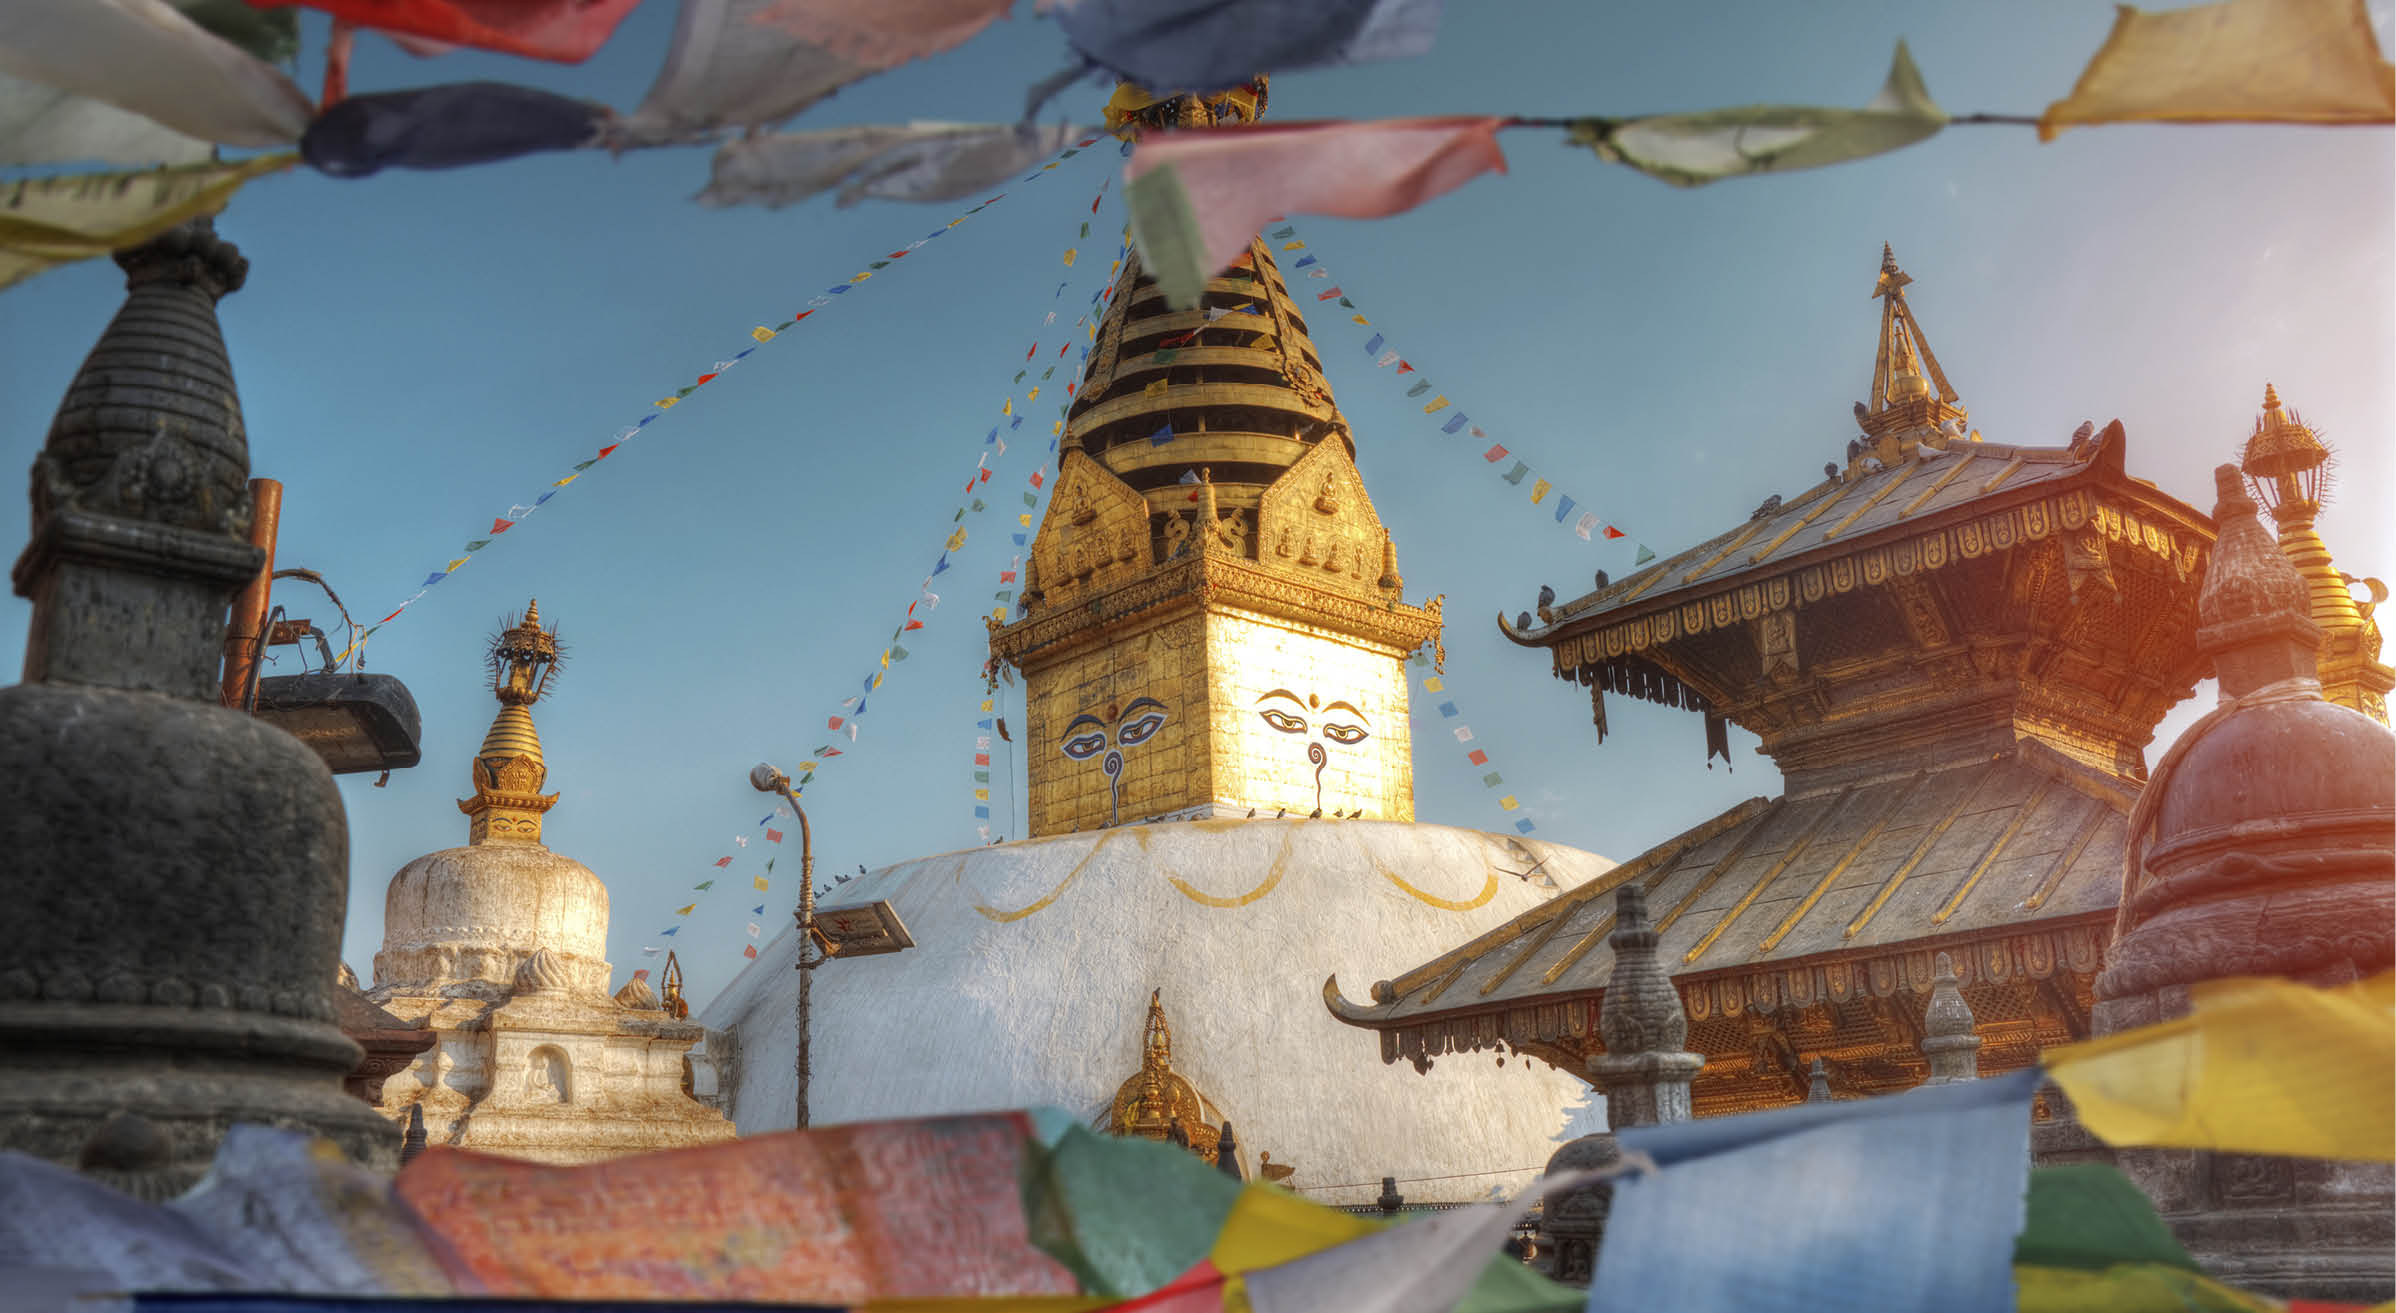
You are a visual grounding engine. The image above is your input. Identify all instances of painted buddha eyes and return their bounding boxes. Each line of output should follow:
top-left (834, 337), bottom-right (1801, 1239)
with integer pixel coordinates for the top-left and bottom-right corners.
top-left (1254, 690), bottom-right (1371, 745)
top-left (1060, 698), bottom-right (1171, 759)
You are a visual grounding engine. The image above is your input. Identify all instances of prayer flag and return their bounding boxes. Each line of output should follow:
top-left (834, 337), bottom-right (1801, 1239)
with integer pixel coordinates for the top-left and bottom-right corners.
top-left (1483, 445), bottom-right (1508, 463)
top-left (1467, 749), bottom-right (1488, 766)
top-left (766, 828), bottom-right (783, 843)
top-left (1516, 819), bottom-right (1536, 835)
top-left (1501, 462), bottom-right (1530, 485)
top-left (1423, 395), bottom-right (1450, 414)
top-left (974, 753), bottom-right (990, 766)
top-left (1063, 248), bottom-right (1077, 265)
top-left (1316, 286), bottom-right (1342, 300)
top-left (1149, 423), bottom-right (1176, 446)
top-left (1423, 677), bottom-right (1442, 692)
top-left (754, 875), bottom-right (769, 891)
top-left (752, 325), bottom-right (776, 342)
top-left (743, 945), bottom-right (759, 959)
top-left (747, 922), bottom-right (761, 938)
top-left (753, 904), bottom-right (766, 915)
top-left (1499, 795), bottom-right (1519, 810)
top-left (2041, 0), bottom-right (2396, 140)
top-left (1453, 726), bottom-right (1474, 743)
top-left (1405, 380), bottom-right (1431, 397)
top-left (2043, 970), bottom-right (2394, 1162)
top-left (675, 903), bottom-right (695, 916)
top-left (974, 805), bottom-right (990, 818)
top-left (1636, 544), bottom-right (1657, 563)
top-left (1440, 412), bottom-right (1468, 434)
top-left (974, 788), bottom-right (990, 801)
top-left (1124, 118), bottom-right (1510, 308)
top-left (1030, 469), bottom-right (1046, 488)
top-left (713, 856), bottom-right (732, 868)
top-left (1437, 701), bottom-right (1458, 718)
top-left (1364, 333), bottom-right (1385, 355)
top-left (661, 926), bottom-right (679, 937)
top-left (1531, 478), bottom-right (1552, 504)
top-left (1482, 772), bottom-right (1504, 788)
top-left (1604, 525), bottom-right (1627, 540)
top-left (1395, 360), bottom-right (1414, 374)
top-left (1556, 494), bottom-right (1577, 523)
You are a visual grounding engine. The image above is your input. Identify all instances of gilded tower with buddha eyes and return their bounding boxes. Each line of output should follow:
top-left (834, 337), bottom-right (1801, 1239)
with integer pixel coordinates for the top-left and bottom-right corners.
top-left (988, 86), bottom-right (1443, 837)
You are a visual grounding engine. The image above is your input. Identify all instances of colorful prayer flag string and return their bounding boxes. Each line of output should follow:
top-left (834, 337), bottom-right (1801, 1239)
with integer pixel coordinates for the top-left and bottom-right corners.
top-left (1410, 645), bottom-right (1537, 837)
top-left (335, 134), bottom-right (1106, 669)
top-left (1273, 223), bottom-right (1658, 564)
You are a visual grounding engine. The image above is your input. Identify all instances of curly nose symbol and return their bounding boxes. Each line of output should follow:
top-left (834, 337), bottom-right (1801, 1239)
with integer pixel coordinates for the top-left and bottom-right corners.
top-left (1103, 749), bottom-right (1125, 825)
top-left (1307, 741), bottom-right (1327, 813)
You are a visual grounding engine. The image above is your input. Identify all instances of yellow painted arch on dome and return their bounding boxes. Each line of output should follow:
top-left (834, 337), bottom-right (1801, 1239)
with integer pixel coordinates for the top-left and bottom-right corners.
top-left (1377, 862), bottom-right (1499, 911)
top-left (1165, 825), bottom-right (1296, 908)
top-left (971, 834), bottom-right (1114, 923)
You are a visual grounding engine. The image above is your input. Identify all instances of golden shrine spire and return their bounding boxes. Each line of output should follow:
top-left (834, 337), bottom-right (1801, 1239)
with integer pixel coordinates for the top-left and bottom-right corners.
top-left (1855, 245), bottom-right (1970, 470)
top-left (2240, 385), bottom-right (2392, 722)
top-left (459, 599), bottom-right (565, 844)
top-left (990, 83), bottom-right (1441, 836)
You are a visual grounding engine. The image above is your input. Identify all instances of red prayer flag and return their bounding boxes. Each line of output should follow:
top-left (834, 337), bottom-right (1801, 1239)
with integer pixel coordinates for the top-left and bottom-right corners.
top-left (491, 518), bottom-right (512, 534)
top-left (822, 747), bottom-right (844, 758)
top-left (697, 372), bottom-right (718, 385)
top-left (904, 620), bottom-right (924, 631)
top-left (792, 310), bottom-right (813, 323)
top-left (1030, 470), bottom-right (1046, 489)
top-left (262, 0), bottom-right (641, 64)
top-left (1125, 118), bottom-right (1509, 294)
top-left (1604, 526), bottom-right (1627, 540)
top-left (974, 753), bottom-right (990, 766)
top-left (979, 468), bottom-right (993, 484)
top-left (1315, 287), bottom-right (1342, 301)
top-left (714, 856), bottom-right (733, 868)
top-left (1467, 749), bottom-right (1489, 766)
top-left (743, 944), bottom-right (758, 959)
top-left (828, 717), bottom-right (845, 731)
top-left (766, 828), bottom-right (784, 843)
top-left (1483, 445), bottom-right (1508, 463)
top-left (1026, 343), bottom-right (1038, 360)
top-left (596, 444), bottom-right (618, 459)
top-left (1396, 361), bottom-right (1415, 375)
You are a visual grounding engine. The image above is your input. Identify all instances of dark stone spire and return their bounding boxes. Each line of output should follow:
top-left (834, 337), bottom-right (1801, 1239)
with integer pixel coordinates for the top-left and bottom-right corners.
top-left (0, 219), bottom-right (396, 1193)
top-left (1590, 884), bottom-right (1703, 1127)
top-left (1918, 951), bottom-right (1980, 1085)
top-left (1805, 1057), bottom-right (1834, 1103)
top-left (1214, 1122), bottom-right (1243, 1181)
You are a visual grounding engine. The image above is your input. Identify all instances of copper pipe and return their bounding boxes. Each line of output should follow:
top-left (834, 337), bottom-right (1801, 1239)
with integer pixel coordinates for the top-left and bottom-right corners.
top-left (221, 478), bottom-right (282, 707)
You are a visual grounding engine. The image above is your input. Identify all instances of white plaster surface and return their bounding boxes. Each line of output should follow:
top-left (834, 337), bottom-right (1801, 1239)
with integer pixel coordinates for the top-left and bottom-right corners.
top-left (698, 818), bottom-right (1612, 1204)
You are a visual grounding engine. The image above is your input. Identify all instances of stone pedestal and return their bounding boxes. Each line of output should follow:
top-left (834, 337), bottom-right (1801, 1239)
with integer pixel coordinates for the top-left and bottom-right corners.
top-left (0, 221), bottom-right (395, 1193)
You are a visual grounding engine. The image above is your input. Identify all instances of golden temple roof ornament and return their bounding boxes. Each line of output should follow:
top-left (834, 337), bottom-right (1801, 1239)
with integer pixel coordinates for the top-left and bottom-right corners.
top-left (1107, 989), bottom-right (1222, 1163)
top-left (2241, 385), bottom-right (2391, 722)
top-left (1855, 244), bottom-right (1970, 472)
top-left (458, 599), bottom-right (565, 845)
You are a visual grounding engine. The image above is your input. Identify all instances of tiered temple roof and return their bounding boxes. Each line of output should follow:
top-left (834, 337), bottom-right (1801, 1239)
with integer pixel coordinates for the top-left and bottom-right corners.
top-left (1328, 249), bottom-right (2221, 1115)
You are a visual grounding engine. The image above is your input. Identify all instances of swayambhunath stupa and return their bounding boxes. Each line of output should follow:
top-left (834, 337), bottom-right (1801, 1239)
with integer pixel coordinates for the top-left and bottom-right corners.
top-left (0, 2), bottom-right (2387, 1310)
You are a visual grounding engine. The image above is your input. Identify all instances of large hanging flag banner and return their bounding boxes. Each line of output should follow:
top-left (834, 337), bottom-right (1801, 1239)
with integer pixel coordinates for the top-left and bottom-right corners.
top-left (257, 0), bottom-right (643, 64)
top-left (2041, 968), bottom-right (2395, 1163)
top-left (1055, 0), bottom-right (1443, 96)
top-left (0, 153), bottom-right (297, 291)
top-left (1279, 222), bottom-right (1656, 563)
top-left (1564, 41), bottom-right (1948, 188)
top-left (701, 120), bottom-right (1097, 209)
top-left (335, 136), bottom-right (1100, 667)
top-left (1591, 1068), bottom-right (2039, 1313)
top-left (2040, 0), bottom-right (2394, 139)
top-left (0, 67), bottom-right (216, 168)
top-left (1410, 646), bottom-right (1538, 837)
top-left (301, 82), bottom-right (610, 177)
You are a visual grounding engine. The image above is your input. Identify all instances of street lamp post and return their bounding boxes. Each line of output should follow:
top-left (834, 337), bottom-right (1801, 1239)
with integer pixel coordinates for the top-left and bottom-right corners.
top-left (749, 763), bottom-right (816, 1129)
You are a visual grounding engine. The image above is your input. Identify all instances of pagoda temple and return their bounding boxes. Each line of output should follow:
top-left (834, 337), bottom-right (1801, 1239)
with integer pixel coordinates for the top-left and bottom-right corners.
top-left (1327, 248), bottom-right (2223, 1113)
top-left (696, 84), bottom-right (1611, 1204)
top-left (367, 602), bottom-right (733, 1162)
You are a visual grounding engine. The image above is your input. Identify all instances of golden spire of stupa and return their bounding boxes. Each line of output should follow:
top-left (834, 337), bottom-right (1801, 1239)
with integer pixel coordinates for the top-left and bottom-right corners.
top-left (459, 599), bottom-right (565, 844)
top-left (2240, 385), bottom-right (2391, 722)
top-left (1857, 244), bottom-right (1968, 466)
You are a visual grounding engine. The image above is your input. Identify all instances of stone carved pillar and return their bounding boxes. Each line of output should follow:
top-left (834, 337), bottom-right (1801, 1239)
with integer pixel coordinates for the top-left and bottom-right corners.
top-left (2090, 466), bottom-right (2394, 1303)
top-left (0, 220), bottom-right (396, 1192)
top-left (1538, 885), bottom-right (1706, 1286)
top-left (1919, 951), bottom-right (1981, 1086)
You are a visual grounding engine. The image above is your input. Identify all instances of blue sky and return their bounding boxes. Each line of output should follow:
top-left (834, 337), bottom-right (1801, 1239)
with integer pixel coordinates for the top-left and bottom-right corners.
top-left (2, 2), bottom-right (2389, 1011)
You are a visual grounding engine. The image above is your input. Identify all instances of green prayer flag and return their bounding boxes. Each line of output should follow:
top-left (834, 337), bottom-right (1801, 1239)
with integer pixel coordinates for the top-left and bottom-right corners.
top-left (1568, 41), bottom-right (1948, 188)
top-left (465, 539), bottom-right (491, 552)
top-left (1636, 544), bottom-right (1657, 564)
top-left (1015, 370), bottom-right (1027, 384)
top-left (1337, 297), bottom-right (1353, 308)
top-left (1483, 771), bottom-right (1504, 788)
top-left (573, 460), bottom-right (596, 470)
top-left (890, 645), bottom-right (909, 662)
top-left (1123, 162), bottom-right (1208, 310)
top-left (1079, 220), bottom-right (1090, 237)
top-left (869, 260), bottom-right (890, 269)
top-left (971, 498), bottom-right (987, 512)
top-left (1502, 462), bottom-right (1531, 486)
top-left (694, 880), bottom-right (715, 890)
top-left (974, 770), bottom-right (990, 782)
top-left (2014, 1165), bottom-right (2199, 1274)
top-left (766, 858), bottom-right (776, 872)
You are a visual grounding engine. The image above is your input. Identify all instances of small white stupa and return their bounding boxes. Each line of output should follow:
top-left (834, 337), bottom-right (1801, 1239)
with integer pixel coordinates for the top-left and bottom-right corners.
top-left (370, 601), bottom-right (734, 1163)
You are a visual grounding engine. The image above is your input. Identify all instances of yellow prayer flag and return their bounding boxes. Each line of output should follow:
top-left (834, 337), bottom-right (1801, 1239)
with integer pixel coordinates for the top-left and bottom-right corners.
top-left (871, 672), bottom-right (883, 689)
top-left (552, 474), bottom-right (578, 488)
top-left (974, 788), bottom-right (990, 801)
top-left (2043, 969), bottom-right (2395, 1162)
top-left (751, 325), bottom-right (777, 342)
top-left (674, 903), bottom-right (696, 916)
top-left (946, 528), bottom-right (969, 551)
top-left (1062, 248), bottom-right (1078, 266)
top-left (1352, 315), bottom-right (1370, 325)
top-left (850, 272), bottom-right (871, 283)
top-left (1424, 676), bottom-right (1444, 692)
top-left (1003, 399), bottom-right (1013, 415)
top-left (981, 699), bottom-right (994, 712)
top-left (753, 875), bottom-right (769, 891)
top-left (879, 650), bottom-right (892, 670)
top-left (1053, 421), bottom-right (1064, 435)
top-left (1019, 513), bottom-right (1032, 526)
top-left (0, 154), bottom-right (297, 292)
top-left (1531, 478), bottom-right (1553, 504)
top-left (1144, 380), bottom-right (1169, 395)
top-left (992, 607), bottom-right (1008, 622)
top-left (1423, 395), bottom-right (1451, 415)
top-left (800, 760), bottom-right (818, 771)
top-left (1499, 795), bottom-right (1520, 810)
top-left (1211, 1182), bottom-right (1374, 1276)
top-left (2041, 0), bottom-right (2395, 139)
top-left (656, 397), bottom-right (678, 410)
top-left (1281, 241), bottom-right (1306, 251)
top-left (1109, 259), bottom-right (1120, 275)
top-left (1028, 386), bottom-right (1040, 402)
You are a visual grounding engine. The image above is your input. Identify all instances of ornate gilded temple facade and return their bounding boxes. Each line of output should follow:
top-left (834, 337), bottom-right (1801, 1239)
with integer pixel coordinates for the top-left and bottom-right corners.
top-left (989, 86), bottom-right (1440, 834)
top-left (1329, 250), bottom-right (2231, 1114)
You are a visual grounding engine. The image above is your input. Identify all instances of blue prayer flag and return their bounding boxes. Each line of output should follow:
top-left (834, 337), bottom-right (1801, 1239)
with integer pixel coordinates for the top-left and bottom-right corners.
top-left (1364, 333), bottom-right (1384, 356)
top-left (827, 285), bottom-right (851, 295)
top-left (932, 556), bottom-right (951, 575)
top-left (636, 413), bottom-right (658, 428)
top-left (974, 806), bottom-right (990, 818)
top-left (660, 926), bottom-right (679, 936)
top-left (1441, 412), bottom-right (1469, 435)
top-left (534, 490), bottom-right (556, 505)
top-left (1555, 495), bottom-right (1576, 523)
top-left (1012, 533), bottom-right (1028, 545)
top-left (1437, 701), bottom-right (1459, 718)
top-left (423, 572), bottom-right (446, 587)
top-left (1514, 819), bottom-right (1536, 835)
top-left (752, 904), bottom-right (765, 914)
top-left (1592, 1068), bottom-right (2037, 1313)
top-left (1294, 254), bottom-right (1318, 268)
top-left (1149, 423), bottom-right (1175, 446)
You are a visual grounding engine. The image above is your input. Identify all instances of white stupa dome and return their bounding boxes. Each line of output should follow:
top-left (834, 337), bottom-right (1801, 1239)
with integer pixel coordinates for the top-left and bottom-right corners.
top-left (699, 817), bottom-right (1611, 1205)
